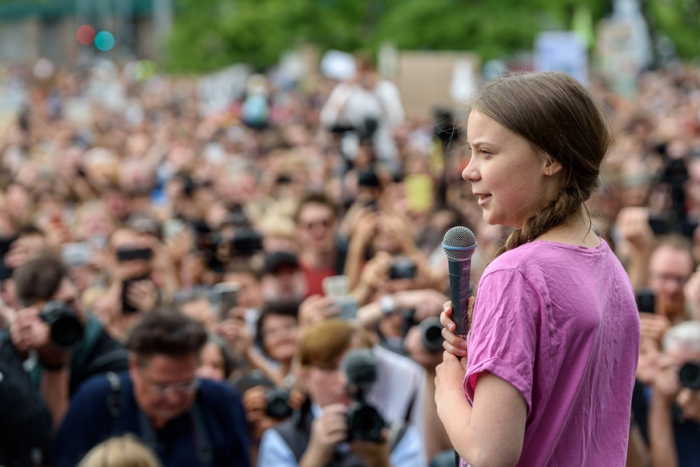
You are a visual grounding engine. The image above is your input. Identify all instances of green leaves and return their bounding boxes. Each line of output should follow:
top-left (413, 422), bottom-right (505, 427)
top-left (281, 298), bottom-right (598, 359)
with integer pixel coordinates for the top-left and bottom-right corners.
top-left (165, 0), bottom-right (699, 73)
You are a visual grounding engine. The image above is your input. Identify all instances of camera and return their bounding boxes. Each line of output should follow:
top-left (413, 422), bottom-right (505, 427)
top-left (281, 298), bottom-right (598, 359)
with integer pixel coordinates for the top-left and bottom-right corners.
top-left (39, 301), bottom-right (84, 349)
top-left (680, 362), bottom-right (700, 390)
top-left (389, 258), bottom-right (417, 280)
top-left (342, 349), bottom-right (386, 442)
top-left (346, 400), bottom-right (386, 442)
top-left (232, 370), bottom-right (294, 421)
top-left (403, 310), bottom-right (444, 353)
top-left (116, 248), bottom-right (153, 262)
top-left (359, 117), bottom-right (379, 140)
top-left (635, 288), bottom-right (655, 314)
top-left (265, 387), bottom-right (293, 420)
top-left (231, 228), bottom-right (263, 257)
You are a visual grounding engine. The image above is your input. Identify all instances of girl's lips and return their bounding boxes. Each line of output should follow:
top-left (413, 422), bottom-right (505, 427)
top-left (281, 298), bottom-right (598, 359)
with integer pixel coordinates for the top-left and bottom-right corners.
top-left (477, 194), bottom-right (492, 207)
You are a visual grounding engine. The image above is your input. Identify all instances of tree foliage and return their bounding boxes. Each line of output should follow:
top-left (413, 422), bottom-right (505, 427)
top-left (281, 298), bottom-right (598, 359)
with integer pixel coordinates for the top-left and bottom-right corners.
top-left (646, 0), bottom-right (700, 61)
top-left (165, 0), bottom-right (698, 73)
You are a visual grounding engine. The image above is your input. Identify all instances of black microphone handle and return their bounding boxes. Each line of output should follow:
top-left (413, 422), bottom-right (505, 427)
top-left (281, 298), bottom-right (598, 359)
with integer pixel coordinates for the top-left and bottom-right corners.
top-left (448, 259), bottom-right (471, 338)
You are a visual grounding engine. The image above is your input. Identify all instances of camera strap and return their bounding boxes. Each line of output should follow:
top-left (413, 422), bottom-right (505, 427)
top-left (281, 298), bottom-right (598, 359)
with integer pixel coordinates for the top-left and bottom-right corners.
top-left (387, 420), bottom-right (409, 452)
top-left (105, 372), bottom-right (212, 467)
top-left (105, 371), bottom-right (124, 422)
top-left (136, 399), bottom-right (213, 467)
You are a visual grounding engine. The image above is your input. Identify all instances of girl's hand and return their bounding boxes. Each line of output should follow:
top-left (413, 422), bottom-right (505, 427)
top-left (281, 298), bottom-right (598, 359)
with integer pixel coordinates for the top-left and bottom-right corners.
top-left (440, 298), bottom-right (473, 357)
top-left (434, 351), bottom-right (468, 418)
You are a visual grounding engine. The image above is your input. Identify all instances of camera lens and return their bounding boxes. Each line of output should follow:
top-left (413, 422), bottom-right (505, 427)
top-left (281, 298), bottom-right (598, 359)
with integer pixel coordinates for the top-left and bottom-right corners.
top-left (40, 301), bottom-right (84, 350)
top-left (265, 388), bottom-right (293, 420)
top-left (680, 362), bottom-right (700, 390)
top-left (419, 317), bottom-right (445, 353)
top-left (347, 402), bottom-right (385, 442)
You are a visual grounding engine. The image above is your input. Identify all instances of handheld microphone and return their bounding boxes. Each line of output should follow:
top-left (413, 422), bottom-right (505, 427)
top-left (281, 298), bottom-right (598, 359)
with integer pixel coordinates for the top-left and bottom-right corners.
top-left (442, 226), bottom-right (477, 338)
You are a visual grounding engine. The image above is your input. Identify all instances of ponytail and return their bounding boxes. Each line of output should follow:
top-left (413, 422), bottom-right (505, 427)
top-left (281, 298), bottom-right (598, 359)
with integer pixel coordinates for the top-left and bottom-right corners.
top-left (493, 184), bottom-right (587, 259)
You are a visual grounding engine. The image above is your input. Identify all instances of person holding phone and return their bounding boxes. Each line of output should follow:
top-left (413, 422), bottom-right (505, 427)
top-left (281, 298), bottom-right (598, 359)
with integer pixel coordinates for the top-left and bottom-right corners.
top-left (95, 228), bottom-right (161, 341)
top-left (436, 72), bottom-right (640, 466)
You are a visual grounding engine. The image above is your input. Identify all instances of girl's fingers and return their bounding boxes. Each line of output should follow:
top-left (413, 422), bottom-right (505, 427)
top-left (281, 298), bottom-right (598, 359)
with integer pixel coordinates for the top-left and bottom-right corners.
top-left (441, 325), bottom-right (467, 348)
top-left (440, 309), bottom-right (455, 331)
top-left (442, 339), bottom-right (466, 357)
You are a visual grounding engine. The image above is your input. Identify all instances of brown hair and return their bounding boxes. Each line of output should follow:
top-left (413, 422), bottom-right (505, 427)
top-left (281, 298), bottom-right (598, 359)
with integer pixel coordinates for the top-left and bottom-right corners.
top-left (471, 72), bottom-right (611, 257)
top-left (294, 192), bottom-right (339, 224)
top-left (13, 253), bottom-right (66, 306)
top-left (298, 319), bottom-right (371, 368)
top-left (255, 300), bottom-right (300, 353)
top-left (78, 435), bottom-right (161, 467)
top-left (126, 310), bottom-right (207, 366)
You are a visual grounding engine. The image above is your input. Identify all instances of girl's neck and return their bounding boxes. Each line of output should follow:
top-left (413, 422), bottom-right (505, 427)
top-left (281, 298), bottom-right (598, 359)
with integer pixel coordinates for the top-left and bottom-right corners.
top-left (534, 211), bottom-right (600, 248)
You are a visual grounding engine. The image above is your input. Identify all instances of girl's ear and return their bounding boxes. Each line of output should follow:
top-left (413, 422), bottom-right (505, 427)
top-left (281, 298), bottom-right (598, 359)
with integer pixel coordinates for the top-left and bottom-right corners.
top-left (544, 159), bottom-right (563, 177)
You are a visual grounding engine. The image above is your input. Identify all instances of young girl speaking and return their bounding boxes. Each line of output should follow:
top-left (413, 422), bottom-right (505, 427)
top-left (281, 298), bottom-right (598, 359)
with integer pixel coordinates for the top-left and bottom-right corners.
top-left (436, 72), bottom-right (640, 467)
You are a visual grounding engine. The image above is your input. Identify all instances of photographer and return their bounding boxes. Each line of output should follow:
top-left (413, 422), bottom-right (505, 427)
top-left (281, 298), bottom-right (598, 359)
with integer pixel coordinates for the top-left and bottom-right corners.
top-left (96, 227), bottom-right (165, 341)
top-left (648, 321), bottom-right (700, 467)
top-left (9, 254), bottom-right (128, 422)
top-left (0, 315), bottom-right (52, 467)
top-left (319, 54), bottom-right (404, 175)
top-left (257, 319), bottom-right (424, 467)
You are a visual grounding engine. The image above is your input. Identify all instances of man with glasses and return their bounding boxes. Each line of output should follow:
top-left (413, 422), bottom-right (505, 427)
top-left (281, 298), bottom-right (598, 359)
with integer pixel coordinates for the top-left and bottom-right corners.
top-left (294, 193), bottom-right (347, 297)
top-left (632, 236), bottom-right (696, 450)
top-left (49, 310), bottom-right (250, 467)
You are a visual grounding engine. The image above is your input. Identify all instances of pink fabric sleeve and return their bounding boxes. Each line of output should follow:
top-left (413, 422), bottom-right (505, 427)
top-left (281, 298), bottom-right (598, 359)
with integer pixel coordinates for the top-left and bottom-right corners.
top-left (464, 268), bottom-right (545, 415)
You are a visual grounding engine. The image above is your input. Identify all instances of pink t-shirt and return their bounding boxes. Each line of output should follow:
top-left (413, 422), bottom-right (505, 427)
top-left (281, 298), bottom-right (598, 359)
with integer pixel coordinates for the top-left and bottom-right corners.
top-left (462, 240), bottom-right (640, 467)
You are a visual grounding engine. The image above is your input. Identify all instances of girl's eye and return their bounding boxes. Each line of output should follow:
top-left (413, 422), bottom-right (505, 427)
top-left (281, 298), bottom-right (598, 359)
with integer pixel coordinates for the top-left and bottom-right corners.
top-left (481, 150), bottom-right (491, 156)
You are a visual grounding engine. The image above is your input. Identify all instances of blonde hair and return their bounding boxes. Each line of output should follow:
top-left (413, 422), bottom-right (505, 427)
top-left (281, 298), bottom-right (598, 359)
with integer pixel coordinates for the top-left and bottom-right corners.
top-left (298, 319), bottom-right (373, 368)
top-left (78, 435), bottom-right (161, 467)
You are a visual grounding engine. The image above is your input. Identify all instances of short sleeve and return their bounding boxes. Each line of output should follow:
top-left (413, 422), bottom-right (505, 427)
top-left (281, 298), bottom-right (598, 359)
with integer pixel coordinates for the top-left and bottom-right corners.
top-left (465, 268), bottom-right (545, 414)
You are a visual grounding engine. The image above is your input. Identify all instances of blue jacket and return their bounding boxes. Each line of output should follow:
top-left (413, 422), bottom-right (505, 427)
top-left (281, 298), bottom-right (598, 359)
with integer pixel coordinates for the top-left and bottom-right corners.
top-left (49, 371), bottom-right (250, 467)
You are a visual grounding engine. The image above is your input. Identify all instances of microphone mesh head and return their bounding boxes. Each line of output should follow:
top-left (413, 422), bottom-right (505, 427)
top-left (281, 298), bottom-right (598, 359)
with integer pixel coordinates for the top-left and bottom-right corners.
top-left (442, 226), bottom-right (477, 261)
top-left (341, 349), bottom-right (378, 388)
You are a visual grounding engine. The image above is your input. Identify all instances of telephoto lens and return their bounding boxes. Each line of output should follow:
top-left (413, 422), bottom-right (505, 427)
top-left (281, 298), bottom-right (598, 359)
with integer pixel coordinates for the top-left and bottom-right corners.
top-left (418, 317), bottom-right (445, 353)
top-left (679, 362), bottom-right (700, 390)
top-left (39, 301), bottom-right (84, 350)
top-left (265, 387), bottom-right (293, 420)
top-left (342, 349), bottom-right (386, 442)
top-left (346, 403), bottom-right (386, 442)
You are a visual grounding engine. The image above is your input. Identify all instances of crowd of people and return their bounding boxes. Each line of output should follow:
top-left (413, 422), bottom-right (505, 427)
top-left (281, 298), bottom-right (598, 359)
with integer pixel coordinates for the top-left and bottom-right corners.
top-left (0, 53), bottom-right (699, 467)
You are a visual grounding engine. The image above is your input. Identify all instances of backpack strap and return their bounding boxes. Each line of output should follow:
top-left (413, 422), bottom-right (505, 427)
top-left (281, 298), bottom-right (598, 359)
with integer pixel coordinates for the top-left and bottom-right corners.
top-left (135, 393), bottom-right (213, 467)
top-left (387, 420), bottom-right (409, 452)
top-left (82, 348), bottom-right (129, 376)
top-left (105, 372), bottom-right (123, 421)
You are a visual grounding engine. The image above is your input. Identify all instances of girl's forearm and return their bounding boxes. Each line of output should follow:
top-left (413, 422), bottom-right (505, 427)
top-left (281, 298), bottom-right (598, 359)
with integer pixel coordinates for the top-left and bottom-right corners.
top-left (438, 390), bottom-right (475, 461)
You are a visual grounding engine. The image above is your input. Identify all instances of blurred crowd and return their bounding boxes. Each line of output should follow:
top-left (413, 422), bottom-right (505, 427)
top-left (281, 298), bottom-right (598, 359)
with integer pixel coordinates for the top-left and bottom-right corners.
top-left (0, 54), bottom-right (700, 467)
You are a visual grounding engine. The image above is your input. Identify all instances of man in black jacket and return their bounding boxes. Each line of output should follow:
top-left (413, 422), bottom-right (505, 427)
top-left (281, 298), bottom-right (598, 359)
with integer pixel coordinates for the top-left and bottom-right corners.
top-left (0, 328), bottom-right (52, 467)
top-left (8, 254), bottom-right (128, 426)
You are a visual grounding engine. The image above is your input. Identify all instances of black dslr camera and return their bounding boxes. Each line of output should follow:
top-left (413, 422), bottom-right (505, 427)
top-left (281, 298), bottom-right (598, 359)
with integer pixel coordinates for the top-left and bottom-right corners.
top-left (39, 301), bottom-right (84, 349)
top-left (403, 310), bottom-right (445, 353)
top-left (389, 258), bottom-right (417, 280)
top-left (342, 349), bottom-right (386, 442)
top-left (265, 387), bottom-right (293, 420)
top-left (232, 370), bottom-right (294, 421)
top-left (680, 362), bottom-right (700, 390)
